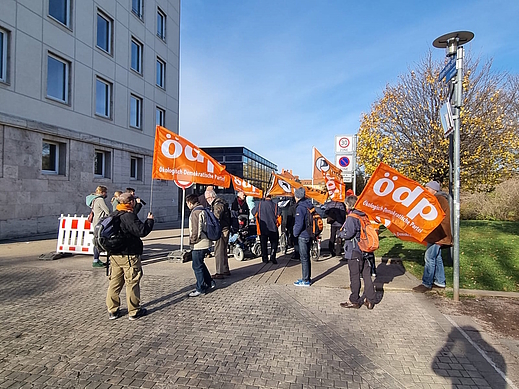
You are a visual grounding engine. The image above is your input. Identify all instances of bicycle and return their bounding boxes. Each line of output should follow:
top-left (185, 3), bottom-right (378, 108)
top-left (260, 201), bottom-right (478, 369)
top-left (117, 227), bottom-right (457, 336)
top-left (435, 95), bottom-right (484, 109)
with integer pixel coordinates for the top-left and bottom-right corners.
top-left (310, 235), bottom-right (321, 261)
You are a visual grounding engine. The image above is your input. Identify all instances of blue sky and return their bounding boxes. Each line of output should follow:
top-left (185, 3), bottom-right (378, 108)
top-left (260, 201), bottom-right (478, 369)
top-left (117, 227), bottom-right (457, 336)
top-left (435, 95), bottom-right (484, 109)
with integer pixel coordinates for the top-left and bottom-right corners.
top-left (179, 0), bottom-right (519, 179)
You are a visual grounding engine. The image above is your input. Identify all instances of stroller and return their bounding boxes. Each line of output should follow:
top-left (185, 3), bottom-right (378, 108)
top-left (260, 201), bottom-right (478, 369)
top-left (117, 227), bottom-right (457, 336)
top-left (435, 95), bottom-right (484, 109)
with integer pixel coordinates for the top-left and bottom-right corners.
top-left (229, 214), bottom-right (261, 261)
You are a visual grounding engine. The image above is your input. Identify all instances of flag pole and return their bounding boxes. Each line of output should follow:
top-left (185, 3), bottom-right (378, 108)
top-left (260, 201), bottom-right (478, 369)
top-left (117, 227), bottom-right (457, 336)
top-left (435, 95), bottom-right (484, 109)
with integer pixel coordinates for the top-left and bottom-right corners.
top-left (180, 187), bottom-right (186, 252)
top-left (149, 178), bottom-right (154, 214)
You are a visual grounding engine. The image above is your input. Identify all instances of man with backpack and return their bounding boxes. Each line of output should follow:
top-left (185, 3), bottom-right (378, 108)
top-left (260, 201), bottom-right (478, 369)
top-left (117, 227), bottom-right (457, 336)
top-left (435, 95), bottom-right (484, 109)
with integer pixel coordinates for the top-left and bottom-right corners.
top-left (338, 195), bottom-right (376, 309)
top-left (292, 187), bottom-right (313, 286)
top-left (205, 189), bottom-right (232, 279)
top-left (106, 192), bottom-right (154, 320)
top-left (251, 194), bottom-right (281, 264)
top-left (186, 194), bottom-right (216, 297)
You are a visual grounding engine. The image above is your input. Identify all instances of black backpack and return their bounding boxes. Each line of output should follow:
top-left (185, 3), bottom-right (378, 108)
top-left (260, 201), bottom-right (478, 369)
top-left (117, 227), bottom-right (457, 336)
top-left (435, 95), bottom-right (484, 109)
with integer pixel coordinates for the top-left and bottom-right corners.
top-left (204, 208), bottom-right (222, 241)
top-left (93, 212), bottom-right (126, 254)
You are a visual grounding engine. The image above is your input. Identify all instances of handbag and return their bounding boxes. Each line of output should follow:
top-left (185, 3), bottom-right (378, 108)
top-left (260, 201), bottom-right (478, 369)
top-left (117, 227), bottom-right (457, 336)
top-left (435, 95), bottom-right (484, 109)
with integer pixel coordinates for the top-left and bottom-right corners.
top-left (87, 210), bottom-right (94, 223)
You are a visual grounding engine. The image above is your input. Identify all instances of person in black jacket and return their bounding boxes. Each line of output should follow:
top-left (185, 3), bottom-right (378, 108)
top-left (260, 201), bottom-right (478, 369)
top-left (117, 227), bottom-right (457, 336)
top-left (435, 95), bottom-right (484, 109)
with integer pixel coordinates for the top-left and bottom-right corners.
top-left (338, 195), bottom-right (376, 309)
top-left (106, 192), bottom-right (154, 321)
top-left (251, 194), bottom-right (281, 264)
top-left (324, 200), bottom-right (346, 257)
top-left (231, 190), bottom-right (250, 232)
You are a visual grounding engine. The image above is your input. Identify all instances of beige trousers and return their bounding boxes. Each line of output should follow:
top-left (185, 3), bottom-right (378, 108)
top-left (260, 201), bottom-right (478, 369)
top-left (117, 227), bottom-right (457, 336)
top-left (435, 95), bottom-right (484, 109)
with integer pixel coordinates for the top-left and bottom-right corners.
top-left (106, 254), bottom-right (143, 316)
top-left (214, 228), bottom-right (230, 274)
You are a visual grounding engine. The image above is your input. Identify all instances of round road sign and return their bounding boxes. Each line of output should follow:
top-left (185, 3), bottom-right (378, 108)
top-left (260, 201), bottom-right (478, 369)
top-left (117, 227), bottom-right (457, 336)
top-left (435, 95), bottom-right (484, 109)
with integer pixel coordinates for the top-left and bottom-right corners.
top-left (338, 156), bottom-right (351, 167)
top-left (174, 179), bottom-right (193, 189)
top-left (338, 137), bottom-right (350, 149)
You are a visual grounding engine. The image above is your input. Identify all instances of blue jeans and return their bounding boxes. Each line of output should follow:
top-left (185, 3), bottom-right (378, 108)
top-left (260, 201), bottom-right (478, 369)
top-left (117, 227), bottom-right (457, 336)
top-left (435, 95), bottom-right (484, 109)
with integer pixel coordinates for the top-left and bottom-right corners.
top-left (191, 249), bottom-right (213, 293)
top-left (422, 243), bottom-right (446, 288)
top-left (298, 236), bottom-right (311, 283)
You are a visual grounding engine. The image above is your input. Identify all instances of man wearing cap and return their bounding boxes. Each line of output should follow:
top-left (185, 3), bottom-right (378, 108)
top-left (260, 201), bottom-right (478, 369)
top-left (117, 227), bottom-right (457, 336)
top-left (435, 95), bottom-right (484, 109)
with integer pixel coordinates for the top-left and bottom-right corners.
top-left (292, 187), bottom-right (313, 286)
top-left (413, 180), bottom-right (452, 293)
top-left (106, 192), bottom-right (154, 320)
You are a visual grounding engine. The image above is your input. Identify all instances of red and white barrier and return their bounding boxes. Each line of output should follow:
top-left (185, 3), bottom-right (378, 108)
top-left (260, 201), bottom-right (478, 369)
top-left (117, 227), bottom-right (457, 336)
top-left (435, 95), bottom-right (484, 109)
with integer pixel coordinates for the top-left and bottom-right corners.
top-left (56, 214), bottom-right (95, 255)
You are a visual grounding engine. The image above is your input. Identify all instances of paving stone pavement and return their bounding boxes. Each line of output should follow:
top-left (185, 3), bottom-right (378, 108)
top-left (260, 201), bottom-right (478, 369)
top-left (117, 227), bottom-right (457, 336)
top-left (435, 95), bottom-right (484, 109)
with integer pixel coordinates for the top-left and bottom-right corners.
top-left (0, 226), bottom-right (517, 389)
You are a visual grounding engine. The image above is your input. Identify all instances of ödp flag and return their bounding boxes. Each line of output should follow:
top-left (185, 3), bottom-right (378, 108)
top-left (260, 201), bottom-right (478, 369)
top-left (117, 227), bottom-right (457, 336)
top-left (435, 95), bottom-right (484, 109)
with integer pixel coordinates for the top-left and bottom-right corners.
top-left (355, 163), bottom-right (445, 242)
top-left (313, 147), bottom-right (343, 182)
top-left (152, 126), bottom-right (231, 187)
top-left (267, 172), bottom-right (329, 204)
top-left (231, 174), bottom-right (263, 198)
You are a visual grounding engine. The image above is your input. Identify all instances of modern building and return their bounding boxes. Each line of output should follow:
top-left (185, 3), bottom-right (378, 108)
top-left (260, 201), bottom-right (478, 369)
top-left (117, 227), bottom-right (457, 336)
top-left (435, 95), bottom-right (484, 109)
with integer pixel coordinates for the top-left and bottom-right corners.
top-left (199, 146), bottom-right (277, 195)
top-left (0, 0), bottom-right (180, 240)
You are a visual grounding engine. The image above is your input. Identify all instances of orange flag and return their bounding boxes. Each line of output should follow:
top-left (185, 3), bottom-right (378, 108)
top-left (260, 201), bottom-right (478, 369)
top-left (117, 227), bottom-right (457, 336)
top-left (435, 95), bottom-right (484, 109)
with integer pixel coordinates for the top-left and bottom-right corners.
top-left (313, 147), bottom-right (343, 182)
top-left (355, 163), bottom-right (445, 242)
top-left (231, 174), bottom-right (263, 198)
top-left (267, 173), bottom-right (328, 204)
top-left (152, 126), bottom-right (231, 187)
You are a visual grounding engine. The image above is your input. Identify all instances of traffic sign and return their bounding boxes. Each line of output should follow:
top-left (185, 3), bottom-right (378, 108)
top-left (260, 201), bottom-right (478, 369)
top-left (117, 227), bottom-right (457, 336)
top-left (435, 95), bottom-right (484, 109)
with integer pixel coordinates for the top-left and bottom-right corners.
top-left (335, 135), bottom-right (354, 153)
top-left (439, 55), bottom-right (456, 82)
top-left (338, 156), bottom-right (350, 168)
top-left (174, 179), bottom-right (193, 189)
top-left (335, 154), bottom-right (353, 172)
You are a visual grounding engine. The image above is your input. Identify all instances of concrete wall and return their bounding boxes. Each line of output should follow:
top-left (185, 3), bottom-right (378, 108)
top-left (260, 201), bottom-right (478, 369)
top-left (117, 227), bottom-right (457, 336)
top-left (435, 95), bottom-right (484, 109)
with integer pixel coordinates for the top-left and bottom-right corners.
top-left (0, 0), bottom-right (181, 239)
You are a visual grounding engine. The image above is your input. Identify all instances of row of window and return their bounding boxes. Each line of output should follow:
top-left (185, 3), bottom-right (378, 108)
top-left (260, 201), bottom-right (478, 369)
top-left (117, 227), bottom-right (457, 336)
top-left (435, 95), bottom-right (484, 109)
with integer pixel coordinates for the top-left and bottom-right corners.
top-left (42, 140), bottom-right (144, 181)
top-left (50, 0), bottom-right (167, 41)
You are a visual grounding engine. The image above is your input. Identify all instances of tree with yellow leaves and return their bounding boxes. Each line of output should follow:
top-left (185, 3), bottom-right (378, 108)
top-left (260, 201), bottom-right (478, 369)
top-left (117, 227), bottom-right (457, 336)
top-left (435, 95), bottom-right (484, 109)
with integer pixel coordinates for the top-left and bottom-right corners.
top-left (357, 52), bottom-right (519, 192)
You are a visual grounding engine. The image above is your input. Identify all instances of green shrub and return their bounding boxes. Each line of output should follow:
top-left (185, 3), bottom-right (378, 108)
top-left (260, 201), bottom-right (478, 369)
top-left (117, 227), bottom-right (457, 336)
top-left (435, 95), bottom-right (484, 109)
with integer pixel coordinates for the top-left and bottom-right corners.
top-left (461, 177), bottom-right (519, 221)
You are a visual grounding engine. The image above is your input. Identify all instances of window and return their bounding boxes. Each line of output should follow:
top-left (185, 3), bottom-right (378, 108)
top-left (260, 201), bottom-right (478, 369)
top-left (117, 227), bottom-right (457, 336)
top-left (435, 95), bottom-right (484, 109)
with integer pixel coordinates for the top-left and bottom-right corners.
top-left (131, 38), bottom-right (142, 74)
top-left (132, 0), bottom-right (143, 19)
top-left (94, 150), bottom-right (111, 178)
top-left (156, 58), bottom-right (165, 88)
top-left (47, 53), bottom-right (69, 103)
top-left (157, 8), bottom-right (166, 40)
top-left (156, 107), bottom-right (165, 126)
top-left (96, 11), bottom-right (112, 54)
top-left (0, 28), bottom-right (7, 83)
top-left (49, 0), bottom-right (70, 27)
top-left (42, 140), bottom-right (66, 175)
top-left (130, 94), bottom-right (142, 129)
top-left (130, 157), bottom-right (143, 181)
top-left (95, 77), bottom-right (112, 118)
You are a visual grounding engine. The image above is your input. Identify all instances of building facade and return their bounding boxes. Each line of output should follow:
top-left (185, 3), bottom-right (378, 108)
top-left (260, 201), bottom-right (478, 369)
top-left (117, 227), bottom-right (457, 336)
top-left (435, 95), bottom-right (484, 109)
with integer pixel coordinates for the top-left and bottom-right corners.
top-left (0, 0), bottom-right (180, 240)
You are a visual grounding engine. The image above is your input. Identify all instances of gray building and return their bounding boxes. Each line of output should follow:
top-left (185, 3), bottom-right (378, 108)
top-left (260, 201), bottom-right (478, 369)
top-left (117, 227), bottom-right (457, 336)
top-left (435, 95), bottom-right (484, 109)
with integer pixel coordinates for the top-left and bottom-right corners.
top-left (0, 0), bottom-right (181, 240)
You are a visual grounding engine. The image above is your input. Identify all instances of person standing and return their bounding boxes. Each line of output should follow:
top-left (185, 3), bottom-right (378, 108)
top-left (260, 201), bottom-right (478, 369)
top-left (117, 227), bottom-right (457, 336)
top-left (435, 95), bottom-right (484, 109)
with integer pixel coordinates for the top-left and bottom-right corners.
top-left (111, 190), bottom-right (123, 212)
top-left (86, 185), bottom-right (110, 268)
top-left (198, 185), bottom-right (214, 208)
top-left (126, 188), bottom-right (145, 215)
top-left (413, 181), bottom-right (452, 292)
top-left (186, 194), bottom-right (215, 297)
top-left (292, 187), bottom-right (313, 286)
top-left (106, 193), bottom-right (154, 320)
top-left (251, 194), bottom-right (281, 264)
top-left (324, 200), bottom-right (346, 257)
top-left (205, 189), bottom-right (231, 279)
top-left (338, 195), bottom-right (377, 309)
top-left (231, 190), bottom-right (250, 232)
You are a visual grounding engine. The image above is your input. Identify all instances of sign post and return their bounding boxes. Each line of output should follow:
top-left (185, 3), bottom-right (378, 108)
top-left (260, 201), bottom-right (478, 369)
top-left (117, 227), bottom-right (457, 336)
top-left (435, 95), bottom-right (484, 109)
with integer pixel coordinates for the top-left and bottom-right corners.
top-left (335, 135), bottom-right (356, 193)
top-left (433, 31), bottom-right (474, 301)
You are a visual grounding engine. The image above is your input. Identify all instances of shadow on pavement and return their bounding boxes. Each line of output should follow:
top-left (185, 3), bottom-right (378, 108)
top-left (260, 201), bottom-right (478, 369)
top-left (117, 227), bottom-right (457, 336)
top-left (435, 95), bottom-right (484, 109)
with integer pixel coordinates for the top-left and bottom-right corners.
top-left (433, 325), bottom-right (508, 388)
top-left (372, 259), bottom-right (405, 304)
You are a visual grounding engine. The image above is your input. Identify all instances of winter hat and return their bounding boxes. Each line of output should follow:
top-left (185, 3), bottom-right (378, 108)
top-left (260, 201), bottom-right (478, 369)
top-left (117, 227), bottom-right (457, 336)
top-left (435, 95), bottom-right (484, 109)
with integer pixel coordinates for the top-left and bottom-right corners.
top-left (294, 187), bottom-right (306, 200)
top-left (118, 192), bottom-right (135, 204)
top-left (425, 181), bottom-right (441, 192)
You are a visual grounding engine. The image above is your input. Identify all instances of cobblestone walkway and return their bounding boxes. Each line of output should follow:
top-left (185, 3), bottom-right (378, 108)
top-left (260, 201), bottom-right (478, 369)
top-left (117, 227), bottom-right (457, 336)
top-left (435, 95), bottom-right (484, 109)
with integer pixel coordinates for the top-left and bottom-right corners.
top-left (0, 261), bottom-right (512, 388)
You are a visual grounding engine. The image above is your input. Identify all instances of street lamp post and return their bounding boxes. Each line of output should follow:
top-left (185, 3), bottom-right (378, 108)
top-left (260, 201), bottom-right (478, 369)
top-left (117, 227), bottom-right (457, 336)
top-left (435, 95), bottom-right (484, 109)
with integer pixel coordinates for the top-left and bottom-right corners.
top-left (433, 31), bottom-right (474, 302)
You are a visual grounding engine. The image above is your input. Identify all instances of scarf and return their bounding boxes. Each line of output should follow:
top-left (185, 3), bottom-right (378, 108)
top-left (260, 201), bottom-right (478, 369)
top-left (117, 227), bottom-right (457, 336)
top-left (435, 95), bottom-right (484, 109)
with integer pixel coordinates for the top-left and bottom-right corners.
top-left (116, 203), bottom-right (134, 212)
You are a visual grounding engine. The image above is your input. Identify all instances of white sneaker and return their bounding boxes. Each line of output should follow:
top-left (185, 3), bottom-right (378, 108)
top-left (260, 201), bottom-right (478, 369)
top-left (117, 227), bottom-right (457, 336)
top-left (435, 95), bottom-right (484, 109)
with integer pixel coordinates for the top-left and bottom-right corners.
top-left (189, 290), bottom-right (203, 297)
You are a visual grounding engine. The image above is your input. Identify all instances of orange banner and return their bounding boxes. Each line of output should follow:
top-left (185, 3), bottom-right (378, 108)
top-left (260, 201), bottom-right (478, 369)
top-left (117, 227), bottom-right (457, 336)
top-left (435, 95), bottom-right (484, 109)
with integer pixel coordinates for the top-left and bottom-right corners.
top-left (152, 126), bottom-right (231, 187)
top-left (355, 163), bottom-right (445, 242)
top-left (313, 147), bottom-right (343, 182)
top-left (267, 173), bottom-right (328, 204)
top-left (374, 216), bottom-right (426, 245)
top-left (325, 176), bottom-right (346, 202)
top-left (231, 175), bottom-right (263, 198)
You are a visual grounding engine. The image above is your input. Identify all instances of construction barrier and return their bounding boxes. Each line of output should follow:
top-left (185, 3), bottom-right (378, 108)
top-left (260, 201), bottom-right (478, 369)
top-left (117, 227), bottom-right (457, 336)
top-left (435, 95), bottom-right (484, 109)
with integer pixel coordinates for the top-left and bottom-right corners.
top-left (56, 214), bottom-right (95, 255)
